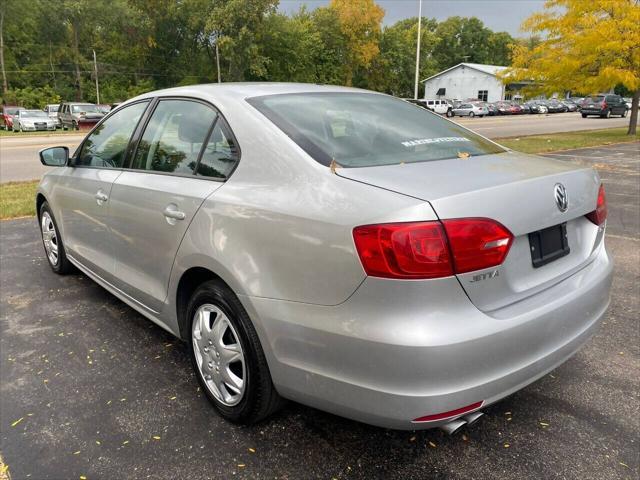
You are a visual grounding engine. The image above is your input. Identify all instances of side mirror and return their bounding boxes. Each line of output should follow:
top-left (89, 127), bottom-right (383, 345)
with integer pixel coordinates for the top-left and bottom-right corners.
top-left (39, 146), bottom-right (69, 167)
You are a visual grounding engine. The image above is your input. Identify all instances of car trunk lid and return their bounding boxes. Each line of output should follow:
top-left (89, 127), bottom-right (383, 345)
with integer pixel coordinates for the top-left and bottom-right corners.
top-left (337, 151), bottom-right (603, 311)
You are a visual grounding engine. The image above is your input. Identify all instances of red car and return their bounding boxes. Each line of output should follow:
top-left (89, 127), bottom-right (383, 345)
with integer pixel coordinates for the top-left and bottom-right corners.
top-left (1, 106), bottom-right (25, 130)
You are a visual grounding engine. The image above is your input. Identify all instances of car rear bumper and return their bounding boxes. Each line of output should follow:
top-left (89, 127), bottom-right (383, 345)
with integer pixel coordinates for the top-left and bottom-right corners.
top-left (581, 108), bottom-right (605, 115)
top-left (242, 243), bottom-right (613, 430)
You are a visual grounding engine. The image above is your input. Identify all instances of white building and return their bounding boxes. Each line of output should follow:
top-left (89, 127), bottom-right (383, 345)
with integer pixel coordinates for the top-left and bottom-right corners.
top-left (421, 63), bottom-right (527, 103)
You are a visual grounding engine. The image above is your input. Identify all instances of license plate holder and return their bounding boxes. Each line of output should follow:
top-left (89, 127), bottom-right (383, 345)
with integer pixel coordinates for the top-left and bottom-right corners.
top-left (528, 223), bottom-right (570, 268)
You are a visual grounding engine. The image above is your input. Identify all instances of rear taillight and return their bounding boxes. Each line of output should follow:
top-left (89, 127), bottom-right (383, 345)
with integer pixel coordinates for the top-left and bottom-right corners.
top-left (586, 184), bottom-right (607, 225)
top-left (353, 218), bottom-right (513, 279)
top-left (442, 218), bottom-right (513, 274)
top-left (352, 222), bottom-right (453, 279)
top-left (601, 101), bottom-right (607, 110)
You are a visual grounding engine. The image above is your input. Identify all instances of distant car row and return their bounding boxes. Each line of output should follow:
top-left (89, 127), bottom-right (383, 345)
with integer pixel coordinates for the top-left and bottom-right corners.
top-left (408, 94), bottom-right (631, 119)
top-left (0, 102), bottom-right (120, 132)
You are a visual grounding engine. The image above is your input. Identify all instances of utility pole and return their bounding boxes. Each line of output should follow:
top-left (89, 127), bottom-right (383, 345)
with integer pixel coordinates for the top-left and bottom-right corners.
top-left (413, 0), bottom-right (422, 100)
top-left (215, 41), bottom-right (221, 83)
top-left (0, 7), bottom-right (8, 94)
top-left (93, 49), bottom-right (100, 104)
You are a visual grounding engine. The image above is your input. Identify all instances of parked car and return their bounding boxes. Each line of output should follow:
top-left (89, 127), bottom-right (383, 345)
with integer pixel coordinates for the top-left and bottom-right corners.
top-left (36, 84), bottom-right (613, 432)
top-left (0, 105), bottom-right (25, 130)
top-left (12, 109), bottom-right (57, 132)
top-left (524, 101), bottom-right (548, 114)
top-left (450, 102), bottom-right (488, 117)
top-left (520, 103), bottom-right (532, 114)
top-left (623, 97), bottom-right (632, 110)
top-left (546, 100), bottom-right (568, 113)
top-left (486, 103), bottom-right (499, 116)
top-left (58, 102), bottom-right (105, 130)
top-left (97, 104), bottom-right (112, 114)
top-left (581, 94), bottom-right (628, 118)
top-left (561, 100), bottom-right (578, 112)
top-left (423, 99), bottom-right (452, 116)
top-left (510, 103), bottom-right (524, 115)
top-left (44, 104), bottom-right (61, 127)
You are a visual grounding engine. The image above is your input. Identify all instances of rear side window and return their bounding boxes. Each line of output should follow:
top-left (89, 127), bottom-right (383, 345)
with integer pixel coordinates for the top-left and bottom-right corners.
top-left (248, 92), bottom-right (504, 168)
top-left (196, 117), bottom-right (239, 179)
top-left (75, 101), bottom-right (149, 168)
top-left (131, 100), bottom-right (216, 175)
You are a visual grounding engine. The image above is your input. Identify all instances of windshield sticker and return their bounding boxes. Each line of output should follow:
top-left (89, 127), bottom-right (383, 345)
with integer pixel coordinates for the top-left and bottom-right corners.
top-left (401, 137), bottom-right (471, 148)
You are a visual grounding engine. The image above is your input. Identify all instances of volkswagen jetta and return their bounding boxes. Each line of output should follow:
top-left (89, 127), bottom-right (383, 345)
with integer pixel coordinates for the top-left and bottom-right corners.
top-left (36, 83), bottom-right (612, 432)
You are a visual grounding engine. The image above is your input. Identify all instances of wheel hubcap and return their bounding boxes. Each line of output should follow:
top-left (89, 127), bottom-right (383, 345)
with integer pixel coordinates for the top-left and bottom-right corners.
top-left (192, 304), bottom-right (246, 406)
top-left (41, 212), bottom-right (59, 266)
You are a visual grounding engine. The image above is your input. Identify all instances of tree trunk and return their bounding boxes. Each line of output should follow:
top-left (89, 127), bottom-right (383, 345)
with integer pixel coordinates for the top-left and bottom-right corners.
top-left (72, 19), bottom-right (82, 101)
top-left (0, 7), bottom-right (8, 94)
top-left (628, 89), bottom-right (639, 136)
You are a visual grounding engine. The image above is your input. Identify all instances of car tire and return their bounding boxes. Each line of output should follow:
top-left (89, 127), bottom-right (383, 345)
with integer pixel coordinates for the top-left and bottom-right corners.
top-left (39, 202), bottom-right (74, 274)
top-left (72, 121), bottom-right (79, 131)
top-left (602, 110), bottom-right (611, 119)
top-left (469, 112), bottom-right (475, 118)
top-left (479, 115), bottom-right (484, 118)
top-left (446, 110), bottom-right (453, 118)
top-left (582, 113), bottom-right (587, 118)
top-left (187, 279), bottom-right (284, 425)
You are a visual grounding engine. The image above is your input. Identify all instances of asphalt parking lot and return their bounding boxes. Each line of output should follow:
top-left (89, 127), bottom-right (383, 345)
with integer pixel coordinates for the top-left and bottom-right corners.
top-left (1, 142), bottom-right (638, 479)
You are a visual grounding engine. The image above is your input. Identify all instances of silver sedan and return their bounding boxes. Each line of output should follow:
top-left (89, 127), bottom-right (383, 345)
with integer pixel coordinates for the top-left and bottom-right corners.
top-left (36, 84), bottom-right (612, 433)
top-left (13, 109), bottom-right (57, 132)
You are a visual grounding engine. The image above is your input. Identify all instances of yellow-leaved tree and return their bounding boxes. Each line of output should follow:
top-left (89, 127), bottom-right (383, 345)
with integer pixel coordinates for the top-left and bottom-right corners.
top-left (330, 0), bottom-right (385, 86)
top-left (501, 0), bottom-right (640, 134)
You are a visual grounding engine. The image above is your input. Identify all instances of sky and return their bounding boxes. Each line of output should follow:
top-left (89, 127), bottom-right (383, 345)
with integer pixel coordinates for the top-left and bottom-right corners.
top-left (277, 0), bottom-right (547, 36)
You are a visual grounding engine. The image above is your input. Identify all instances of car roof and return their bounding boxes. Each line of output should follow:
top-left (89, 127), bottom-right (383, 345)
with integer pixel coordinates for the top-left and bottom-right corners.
top-left (131, 82), bottom-right (379, 105)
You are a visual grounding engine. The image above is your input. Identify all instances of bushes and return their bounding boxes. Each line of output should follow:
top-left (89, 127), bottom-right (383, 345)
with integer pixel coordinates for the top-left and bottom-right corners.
top-left (0, 86), bottom-right (60, 109)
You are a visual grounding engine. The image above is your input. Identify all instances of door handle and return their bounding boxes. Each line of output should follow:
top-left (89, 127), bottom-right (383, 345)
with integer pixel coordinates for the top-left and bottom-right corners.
top-left (163, 205), bottom-right (186, 221)
top-left (94, 190), bottom-right (108, 204)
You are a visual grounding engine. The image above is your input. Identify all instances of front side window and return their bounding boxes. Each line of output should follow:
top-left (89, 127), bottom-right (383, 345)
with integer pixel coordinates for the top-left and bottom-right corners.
top-left (131, 100), bottom-right (216, 175)
top-left (247, 93), bottom-right (504, 168)
top-left (76, 101), bottom-right (149, 168)
top-left (196, 117), bottom-right (239, 179)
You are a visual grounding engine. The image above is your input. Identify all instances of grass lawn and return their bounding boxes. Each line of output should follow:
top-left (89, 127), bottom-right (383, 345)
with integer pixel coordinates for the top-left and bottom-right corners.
top-left (0, 181), bottom-right (38, 219)
top-left (497, 127), bottom-right (639, 153)
top-left (0, 128), bottom-right (79, 137)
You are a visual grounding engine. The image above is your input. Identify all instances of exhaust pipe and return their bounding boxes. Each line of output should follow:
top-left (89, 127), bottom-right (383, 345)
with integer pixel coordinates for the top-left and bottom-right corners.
top-left (462, 411), bottom-right (484, 426)
top-left (439, 418), bottom-right (467, 435)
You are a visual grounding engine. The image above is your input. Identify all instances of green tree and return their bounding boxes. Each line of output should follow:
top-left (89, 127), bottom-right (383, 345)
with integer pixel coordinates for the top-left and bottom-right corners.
top-left (433, 16), bottom-right (491, 68)
top-left (330, 0), bottom-right (385, 86)
top-left (206, 0), bottom-right (277, 81)
top-left (502, 0), bottom-right (640, 134)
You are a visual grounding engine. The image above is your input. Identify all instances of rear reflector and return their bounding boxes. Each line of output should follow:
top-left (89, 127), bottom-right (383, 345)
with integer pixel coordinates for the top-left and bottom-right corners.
top-left (353, 218), bottom-right (513, 279)
top-left (586, 184), bottom-right (607, 226)
top-left (412, 401), bottom-right (484, 423)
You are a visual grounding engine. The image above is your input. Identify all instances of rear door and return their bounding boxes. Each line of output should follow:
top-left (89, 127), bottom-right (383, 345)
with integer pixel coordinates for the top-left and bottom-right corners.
top-left (54, 100), bottom-right (150, 281)
top-left (108, 98), bottom-right (238, 313)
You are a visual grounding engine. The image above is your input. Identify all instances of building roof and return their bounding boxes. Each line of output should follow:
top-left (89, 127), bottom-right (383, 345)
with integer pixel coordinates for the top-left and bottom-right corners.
top-left (421, 63), bottom-right (509, 83)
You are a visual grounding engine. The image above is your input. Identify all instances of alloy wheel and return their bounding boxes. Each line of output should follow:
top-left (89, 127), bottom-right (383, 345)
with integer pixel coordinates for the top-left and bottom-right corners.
top-left (192, 304), bottom-right (246, 406)
top-left (41, 211), bottom-right (59, 266)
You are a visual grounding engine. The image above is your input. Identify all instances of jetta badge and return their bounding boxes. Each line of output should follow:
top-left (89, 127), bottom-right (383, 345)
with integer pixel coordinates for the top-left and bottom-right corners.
top-left (554, 183), bottom-right (568, 212)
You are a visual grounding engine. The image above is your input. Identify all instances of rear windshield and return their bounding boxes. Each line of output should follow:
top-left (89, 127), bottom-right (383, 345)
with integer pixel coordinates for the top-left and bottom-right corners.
top-left (4, 107), bottom-right (20, 115)
top-left (589, 95), bottom-right (605, 103)
top-left (48, 105), bottom-right (59, 112)
top-left (247, 93), bottom-right (505, 168)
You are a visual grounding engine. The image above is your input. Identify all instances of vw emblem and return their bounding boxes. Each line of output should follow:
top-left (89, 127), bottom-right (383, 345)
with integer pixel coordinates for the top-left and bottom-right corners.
top-left (554, 183), bottom-right (568, 212)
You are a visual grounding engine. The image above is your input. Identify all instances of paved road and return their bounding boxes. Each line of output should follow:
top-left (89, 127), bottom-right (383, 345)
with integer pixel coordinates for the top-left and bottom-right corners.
top-left (1, 143), bottom-right (638, 479)
top-left (455, 111), bottom-right (634, 138)
top-left (0, 113), bottom-right (636, 183)
top-left (0, 134), bottom-right (83, 183)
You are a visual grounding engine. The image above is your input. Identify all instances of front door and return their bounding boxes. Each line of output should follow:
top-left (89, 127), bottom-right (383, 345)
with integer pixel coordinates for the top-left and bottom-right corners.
top-left (108, 99), bottom-right (226, 313)
top-left (55, 101), bottom-right (150, 281)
